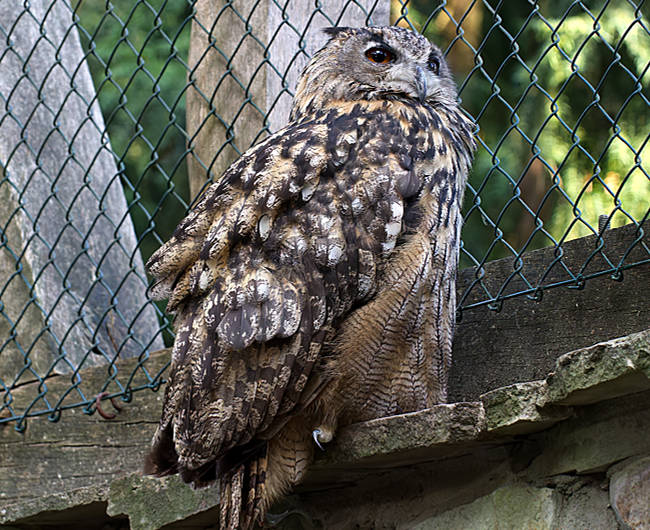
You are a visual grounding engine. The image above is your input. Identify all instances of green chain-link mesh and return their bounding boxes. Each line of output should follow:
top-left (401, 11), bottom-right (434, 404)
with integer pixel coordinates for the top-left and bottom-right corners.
top-left (1, 0), bottom-right (648, 430)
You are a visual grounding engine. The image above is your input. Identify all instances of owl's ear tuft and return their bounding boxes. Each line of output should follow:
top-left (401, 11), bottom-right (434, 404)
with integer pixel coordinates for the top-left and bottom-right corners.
top-left (322, 26), bottom-right (354, 38)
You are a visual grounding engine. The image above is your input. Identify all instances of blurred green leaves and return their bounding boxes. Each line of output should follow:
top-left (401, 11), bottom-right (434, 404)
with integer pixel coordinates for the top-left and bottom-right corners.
top-left (400, 0), bottom-right (649, 268)
top-left (75, 0), bottom-right (192, 263)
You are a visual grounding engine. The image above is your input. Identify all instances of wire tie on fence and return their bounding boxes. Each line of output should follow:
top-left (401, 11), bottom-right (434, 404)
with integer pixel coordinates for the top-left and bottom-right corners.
top-left (598, 214), bottom-right (610, 234)
top-left (568, 276), bottom-right (586, 290)
top-left (526, 289), bottom-right (543, 302)
top-left (487, 299), bottom-right (503, 312)
top-left (48, 409), bottom-right (62, 423)
top-left (95, 392), bottom-right (123, 419)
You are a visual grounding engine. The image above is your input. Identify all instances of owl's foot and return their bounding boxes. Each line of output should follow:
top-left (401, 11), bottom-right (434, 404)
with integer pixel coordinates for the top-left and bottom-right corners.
top-left (312, 427), bottom-right (333, 451)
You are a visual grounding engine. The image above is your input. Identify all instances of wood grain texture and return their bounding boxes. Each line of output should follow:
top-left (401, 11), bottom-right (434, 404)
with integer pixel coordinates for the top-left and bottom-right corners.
top-left (450, 222), bottom-right (649, 401)
top-left (0, 349), bottom-right (169, 505)
top-left (0, 1), bottom-right (162, 379)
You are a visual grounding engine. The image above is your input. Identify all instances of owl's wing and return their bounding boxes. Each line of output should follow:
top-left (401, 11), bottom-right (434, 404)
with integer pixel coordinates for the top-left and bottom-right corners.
top-left (146, 104), bottom-right (420, 472)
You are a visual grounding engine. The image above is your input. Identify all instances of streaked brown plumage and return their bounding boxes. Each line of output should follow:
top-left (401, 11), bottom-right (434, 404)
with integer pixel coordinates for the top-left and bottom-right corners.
top-left (144, 26), bottom-right (475, 528)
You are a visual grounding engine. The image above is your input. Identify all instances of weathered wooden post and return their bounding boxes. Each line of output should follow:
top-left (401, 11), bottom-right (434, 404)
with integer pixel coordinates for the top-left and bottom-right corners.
top-left (0, 0), bottom-right (164, 382)
top-left (186, 0), bottom-right (390, 199)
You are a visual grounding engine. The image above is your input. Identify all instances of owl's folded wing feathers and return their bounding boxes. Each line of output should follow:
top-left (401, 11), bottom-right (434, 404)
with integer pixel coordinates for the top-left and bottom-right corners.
top-left (148, 122), bottom-right (327, 302)
top-left (145, 108), bottom-right (413, 471)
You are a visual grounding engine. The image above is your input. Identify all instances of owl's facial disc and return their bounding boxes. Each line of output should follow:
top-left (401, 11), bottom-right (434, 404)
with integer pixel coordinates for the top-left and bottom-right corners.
top-left (414, 66), bottom-right (427, 103)
top-left (359, 37), bottom-right (444, 104)
top-left (291, 27), bottom-right (459, 121)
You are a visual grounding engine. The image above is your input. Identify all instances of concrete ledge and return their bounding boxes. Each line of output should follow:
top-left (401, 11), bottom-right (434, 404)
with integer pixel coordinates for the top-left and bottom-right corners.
top-left (546, 330), bottom-right (650, 405)
top-left (480, 380), bottom-right (572, 436)
top-left (321, 401), bottom-right (486, 468)
top-left (108, 474), bottom-right (218, 530)
top-left (481, 328), bottom-right (650, 435)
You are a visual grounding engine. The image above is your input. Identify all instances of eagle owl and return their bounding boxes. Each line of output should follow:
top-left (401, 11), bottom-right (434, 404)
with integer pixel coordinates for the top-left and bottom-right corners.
top-left (144, 26), bottom-right (475, 528)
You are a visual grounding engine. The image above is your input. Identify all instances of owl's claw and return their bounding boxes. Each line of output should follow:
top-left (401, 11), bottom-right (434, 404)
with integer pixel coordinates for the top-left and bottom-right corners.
top-left (312, 429), bottom-right (325, 451)
top-left (312, 426), bottom-right (334, 451)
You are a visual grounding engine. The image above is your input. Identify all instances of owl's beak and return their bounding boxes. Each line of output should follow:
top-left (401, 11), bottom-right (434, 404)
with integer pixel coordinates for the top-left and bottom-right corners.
top-left (415, 66), bottom-right (427, 103)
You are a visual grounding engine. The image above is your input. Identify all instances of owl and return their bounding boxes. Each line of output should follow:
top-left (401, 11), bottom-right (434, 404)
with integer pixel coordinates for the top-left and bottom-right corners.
top-left (144, 26), bottom-right (475, 529)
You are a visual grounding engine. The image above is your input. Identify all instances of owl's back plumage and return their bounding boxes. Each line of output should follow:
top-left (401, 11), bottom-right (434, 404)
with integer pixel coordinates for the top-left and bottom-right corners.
top-left (144, 26), bottom-right (475, 528)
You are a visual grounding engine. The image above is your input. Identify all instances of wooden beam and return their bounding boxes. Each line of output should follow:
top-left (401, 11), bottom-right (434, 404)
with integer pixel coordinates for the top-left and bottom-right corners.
top-left (449, 222), bottom-right (649, 401)
top-left (0, 351), bottom-right (168, 505)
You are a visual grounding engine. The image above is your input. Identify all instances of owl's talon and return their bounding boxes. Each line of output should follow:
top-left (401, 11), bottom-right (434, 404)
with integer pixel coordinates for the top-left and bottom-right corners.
top-left (312, 426), bottom-right (334, 450)
top-left (312, 429), bottom-right (325, 451)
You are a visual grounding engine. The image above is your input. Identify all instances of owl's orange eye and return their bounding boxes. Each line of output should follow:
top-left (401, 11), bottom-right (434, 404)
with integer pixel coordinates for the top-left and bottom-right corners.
top-left (365, 47), bottom-right (395, 64)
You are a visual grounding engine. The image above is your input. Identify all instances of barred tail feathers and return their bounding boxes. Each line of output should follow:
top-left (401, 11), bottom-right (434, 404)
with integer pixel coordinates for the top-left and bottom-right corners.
top-left (219, 417), bottom-right (315, 529)
top-left (218, 446), bottom-right (268, 530)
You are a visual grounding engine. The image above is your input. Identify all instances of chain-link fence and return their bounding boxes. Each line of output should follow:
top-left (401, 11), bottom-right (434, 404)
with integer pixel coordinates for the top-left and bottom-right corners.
top-left (1, 0), bottom-right (648, 430)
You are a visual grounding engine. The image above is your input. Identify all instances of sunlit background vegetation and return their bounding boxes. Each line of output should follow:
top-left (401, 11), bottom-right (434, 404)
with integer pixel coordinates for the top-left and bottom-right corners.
top-left (400, 1), bottom-right (649, 268)
top-left (75, 0), bottom-right (649, 270)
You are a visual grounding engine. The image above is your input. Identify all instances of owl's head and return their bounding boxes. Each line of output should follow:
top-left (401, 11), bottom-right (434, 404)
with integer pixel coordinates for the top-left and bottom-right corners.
top-left (291, 26), bottom-right (458, 120)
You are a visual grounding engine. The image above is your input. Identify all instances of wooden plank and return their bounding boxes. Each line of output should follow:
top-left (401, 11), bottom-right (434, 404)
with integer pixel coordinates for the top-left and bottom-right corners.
top-left (449, 222), bottom-right (649, 401)
top-left (0, 350), bottom-right (169, 505)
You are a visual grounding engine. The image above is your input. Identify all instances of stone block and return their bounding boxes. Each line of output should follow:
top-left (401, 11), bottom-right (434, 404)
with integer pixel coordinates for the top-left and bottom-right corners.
top-left (551, 475), bottom-right (617, 530)
top-left (107, 474), bottom-right (218, 530)
top-left (413, 485), bottom-right (556, 530)
top-left (319, 401), bottom-right (486, 467)
top-left (546, 329), bottom-right (650, 406)
top-left (609, 455), bottom-right (650, 530)
top-left (480, 380), bottom-right (572, 435)
top-left (526, 391), bottom-right (650, 477)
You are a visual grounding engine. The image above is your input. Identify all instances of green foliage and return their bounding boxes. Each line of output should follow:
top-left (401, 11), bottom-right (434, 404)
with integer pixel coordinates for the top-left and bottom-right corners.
top-left (524, 3), bottom-right (650, 242)
top-left (406, 0), bottom-right (649, 267)
top-left (74, 0), bottom-right (192, 263)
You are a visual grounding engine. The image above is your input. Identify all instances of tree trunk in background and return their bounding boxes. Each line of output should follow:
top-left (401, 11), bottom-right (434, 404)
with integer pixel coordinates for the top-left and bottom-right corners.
top-left (186, 0), bottom-right (390, 200)
top-left (0, 1), bottom-right (164, 382)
